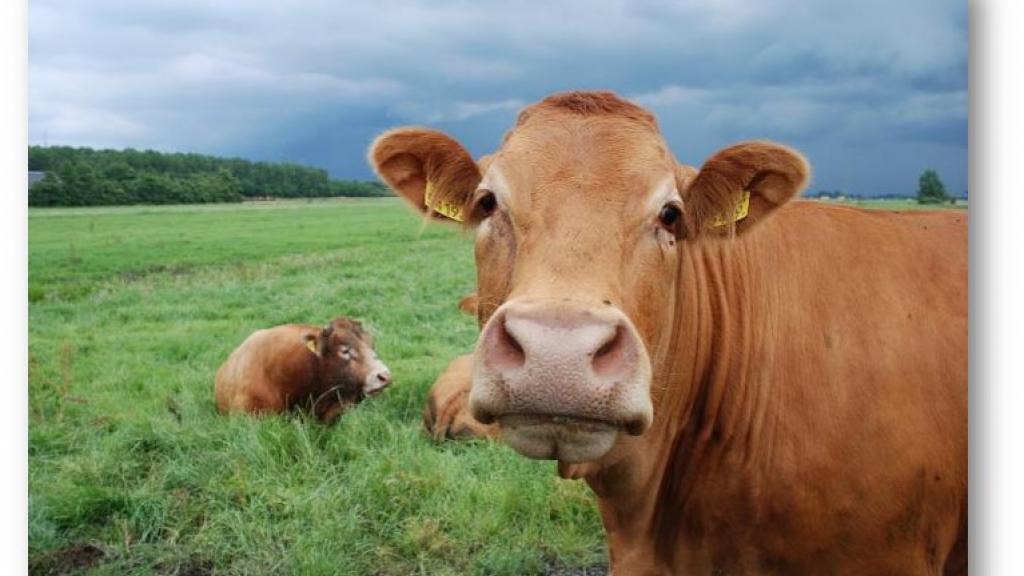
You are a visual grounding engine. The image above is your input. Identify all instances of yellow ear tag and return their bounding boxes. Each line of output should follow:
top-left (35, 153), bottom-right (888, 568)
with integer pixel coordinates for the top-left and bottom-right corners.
top-left (424, 181), bottom-right (464, 222)
top-left (305, 338), bottom-right (319, 355)
top-left (710, 189), bottom-right (751, 228)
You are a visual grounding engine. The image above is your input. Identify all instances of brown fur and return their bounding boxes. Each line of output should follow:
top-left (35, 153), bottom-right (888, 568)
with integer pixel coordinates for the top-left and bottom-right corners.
top-left (458, 293), bottom-right (478, 316)
top-left (515, 90), bottom-right (659, 130)
top-left (422, 354), bottom-right (500, 441)
top-left (369, 91), bottom-right (967, 575)
top-left (681, 140), bottom-right (810, 237)
top-left (368, 127), bottom-right (481, 220)
top-left (214, 317), bottom-right (379, 422)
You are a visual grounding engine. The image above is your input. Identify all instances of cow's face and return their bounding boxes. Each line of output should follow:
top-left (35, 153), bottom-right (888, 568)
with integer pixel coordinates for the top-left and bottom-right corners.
top-left (371, 91), bottom-right (808, 464)
top-left (307, 317), bottom-right (391, 398)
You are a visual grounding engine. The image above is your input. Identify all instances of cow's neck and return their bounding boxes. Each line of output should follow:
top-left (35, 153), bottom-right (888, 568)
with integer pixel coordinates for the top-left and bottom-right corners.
top-left (588, 233), bottom-right (781, 569)
top-left (665, 234), bottom-right (778, 475)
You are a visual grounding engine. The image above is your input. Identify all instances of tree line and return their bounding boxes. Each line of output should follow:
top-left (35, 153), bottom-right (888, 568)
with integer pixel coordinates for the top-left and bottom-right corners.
top-left (804, 169), bottom-right (963, 204)
top-left (28, 146), bottom-right (392, 207)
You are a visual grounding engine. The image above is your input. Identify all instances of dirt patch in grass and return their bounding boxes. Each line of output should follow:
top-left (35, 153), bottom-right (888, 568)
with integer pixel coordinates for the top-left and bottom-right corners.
top-left (156, 557), bottom-right (214, 576)
top-left (119, 264), bottom-right (194, 283)
top-left (542, 560), bottom-right (608, 576)
top-left (30, 543), bottom-right (105, 575)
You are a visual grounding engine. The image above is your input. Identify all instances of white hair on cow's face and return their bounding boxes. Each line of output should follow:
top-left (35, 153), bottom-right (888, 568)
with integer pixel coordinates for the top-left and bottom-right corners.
top-left (644, 173), bottom-right (684, 248)
top-left (361, 344), bottom-right (391, 396)
top-left (478, 163), bottom-right (512, 206)
top-left (474, 163), bottom-right (514, 238)
top-left (645, 173), bottom-right (682, 213)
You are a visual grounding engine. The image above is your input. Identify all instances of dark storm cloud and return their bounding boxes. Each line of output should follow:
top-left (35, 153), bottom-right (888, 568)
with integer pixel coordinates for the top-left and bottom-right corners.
top-left (29, 0), bottom-right (966, 196)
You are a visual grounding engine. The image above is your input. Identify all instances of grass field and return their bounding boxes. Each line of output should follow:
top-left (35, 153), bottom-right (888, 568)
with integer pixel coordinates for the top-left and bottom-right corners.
top-left (27, 196), bottom-right (964, 575)
top-left (28, 198), bottom-right (605, 575)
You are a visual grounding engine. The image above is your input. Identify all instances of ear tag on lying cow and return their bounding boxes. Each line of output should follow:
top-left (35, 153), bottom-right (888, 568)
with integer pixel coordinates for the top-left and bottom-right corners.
top-left (305, 338), bottom-right (320, 356)
top-left (424, 181), bottom-right (464, 222)
top-left (710, 189), bottom-right (751, 228)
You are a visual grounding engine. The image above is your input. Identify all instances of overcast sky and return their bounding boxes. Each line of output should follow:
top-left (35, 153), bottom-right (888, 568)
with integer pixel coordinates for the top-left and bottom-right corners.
top-left (28, 0), bottom-right (967, 196)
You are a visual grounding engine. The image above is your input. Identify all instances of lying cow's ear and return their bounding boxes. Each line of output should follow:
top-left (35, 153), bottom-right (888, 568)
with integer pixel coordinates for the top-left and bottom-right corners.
top-left (680, 141), bottom-right (810, 237)
top-left (304, 333), bottom-right (321, 357)
top-left (368, 127), bottom-right (481, 224)
top-left (458, 293), bottom-right (478, 316)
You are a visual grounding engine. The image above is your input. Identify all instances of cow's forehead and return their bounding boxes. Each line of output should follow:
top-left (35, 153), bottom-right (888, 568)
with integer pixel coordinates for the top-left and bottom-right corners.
top-left (484, 117), bottom-right (676, 214)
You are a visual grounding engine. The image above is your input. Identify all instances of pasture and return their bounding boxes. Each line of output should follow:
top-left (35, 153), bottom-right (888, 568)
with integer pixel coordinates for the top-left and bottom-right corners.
top-left (28, 198), bottom-right (604, 575)
top-left (27, 196), bottom-right (963, 575)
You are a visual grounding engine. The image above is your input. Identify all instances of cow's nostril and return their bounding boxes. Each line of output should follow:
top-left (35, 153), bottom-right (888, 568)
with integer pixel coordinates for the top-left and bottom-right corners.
top-left (377, 372), bottom-right (391, 384)
top-left (592, 325), bottom-right (627, 376)
top-left (624, 416), bottom-right (648, 436)
top-left (502, 318), bottom-right (524, 357)
top-left (486, 314), bottom-right (526, 371)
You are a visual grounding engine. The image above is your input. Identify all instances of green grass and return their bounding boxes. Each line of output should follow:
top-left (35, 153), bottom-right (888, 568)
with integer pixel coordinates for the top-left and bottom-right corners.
top-left (28, 198), bottom-right (605, 575)
top-left (805, 197), bottom-right (968, 211)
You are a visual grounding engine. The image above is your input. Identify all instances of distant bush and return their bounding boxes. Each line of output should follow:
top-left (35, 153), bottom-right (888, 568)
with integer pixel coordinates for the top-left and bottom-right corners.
top-left (916, 169), bottom-right (949, 204)
top-left (329, 179), bottom-right (393, 197)
top-left (28, 146), bottom-right (389, 206)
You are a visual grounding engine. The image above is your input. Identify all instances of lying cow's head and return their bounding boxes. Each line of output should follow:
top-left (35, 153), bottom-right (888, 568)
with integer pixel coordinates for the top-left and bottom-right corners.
top-left (306, 317), bottom-right (391, 399)
top-left (370, 91), bottom-right (808, 463)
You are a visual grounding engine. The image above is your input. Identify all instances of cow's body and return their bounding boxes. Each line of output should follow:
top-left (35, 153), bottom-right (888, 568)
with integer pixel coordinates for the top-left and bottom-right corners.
top-left (370, 91), bottom-right (967, 575)
top-left (423, 354), bottom-right (501, 441)
top-left (215, 318), bottom-right (390, 422)
top-left (589, 201), bottom-right (967, 574)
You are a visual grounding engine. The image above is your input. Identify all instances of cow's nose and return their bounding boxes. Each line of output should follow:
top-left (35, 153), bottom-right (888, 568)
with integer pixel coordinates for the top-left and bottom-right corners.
top-left (471, 300), bottom-right (653, 437)
top-left (376, 371), bottom-right (391, 386)
top-left (485, 308), bottom-right (633, 382)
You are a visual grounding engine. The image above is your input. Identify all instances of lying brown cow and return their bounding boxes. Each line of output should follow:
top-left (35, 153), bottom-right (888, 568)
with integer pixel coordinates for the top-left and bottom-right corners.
top-left (371, 91), bottom-right (967, 574)
top-left (215, 317), bottom-right (391, 422)
top-left (423, 354), bottom-right (500, 441)
top-left (422, 293), bottom-right (499, 441)
top-left (458, 293), bottom-right (479, 316)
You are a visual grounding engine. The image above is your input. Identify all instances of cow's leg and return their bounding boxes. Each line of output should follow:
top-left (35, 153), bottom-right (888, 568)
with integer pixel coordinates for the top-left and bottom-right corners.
top-left (603, 526), bottom-right (672, 576)
top-left (595, 494), bottom-right (673, 576)
top-left (422, 394), bottom-right (441, 438)
top-left (425, 391), bottom-right (478, 440)
top-left (942, 506), bottom-right (967, 576)
top-left (237, 386), bottom-right (283, 415)
top-left (423, 366), bottom-right (500, 441)
top-left (317, 399), bottom-right (355, 423)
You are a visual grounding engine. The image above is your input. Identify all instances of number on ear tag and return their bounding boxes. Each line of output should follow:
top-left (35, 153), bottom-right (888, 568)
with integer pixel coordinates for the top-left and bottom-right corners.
top-left (425, 181), bottom-right (464, 222)
top-left (710, 189), bottom-right (751, 228)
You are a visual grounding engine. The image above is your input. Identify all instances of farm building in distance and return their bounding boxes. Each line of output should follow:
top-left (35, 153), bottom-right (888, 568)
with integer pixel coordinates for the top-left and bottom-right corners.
top-left (28, 171), bottom-right (46, 191)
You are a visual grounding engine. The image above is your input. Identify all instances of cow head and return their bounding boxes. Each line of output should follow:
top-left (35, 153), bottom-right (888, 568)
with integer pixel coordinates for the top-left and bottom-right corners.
top-left (305, 317), bottom-right (391, 399)
top-left (370, 91), bottom-right (808, 464)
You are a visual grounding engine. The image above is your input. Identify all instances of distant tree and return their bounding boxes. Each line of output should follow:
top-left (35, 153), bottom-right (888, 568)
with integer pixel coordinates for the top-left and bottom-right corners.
top-left (917, 169), bottom-right (949, 204)
top-left (103, 161), bottom-right (136, 182)
top-left (28, 173), bottom-right (66, 206)
top-left (61, 162), bottom-right (102, 206)
top-left (130, 173), bottom-right (178, 204)
top-left (330, 179), bottom-right (394, 197)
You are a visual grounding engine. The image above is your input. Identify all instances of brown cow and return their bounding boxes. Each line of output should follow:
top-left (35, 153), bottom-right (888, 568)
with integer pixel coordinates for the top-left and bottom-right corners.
top-left (370, 91), bottom-right (967, 574)
top-left (422, 354), bottom-right (500, 441)
top-left (422, 296), bottom-right (500, 441)
top-left (215, 317), bottom-right (391, 422)
top-left (458, 293), bottom-right (479, 316)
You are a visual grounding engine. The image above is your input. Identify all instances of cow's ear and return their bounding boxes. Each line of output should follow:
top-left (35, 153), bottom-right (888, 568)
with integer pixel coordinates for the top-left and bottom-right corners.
top-left (304, 333), bottom-right (321, 357)
top-left (679, 141), bottom-right (809, 237)
top-left (458, 293), bottom-right (478, 316)
top-left (368, 127), bottom-right (481, 224)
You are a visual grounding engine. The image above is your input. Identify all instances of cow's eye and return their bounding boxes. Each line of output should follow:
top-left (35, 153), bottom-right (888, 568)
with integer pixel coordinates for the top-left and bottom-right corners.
top-left (658, 203), bottom-right (682, 230)
top-left (473, 190), bottom-right (498, 220)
